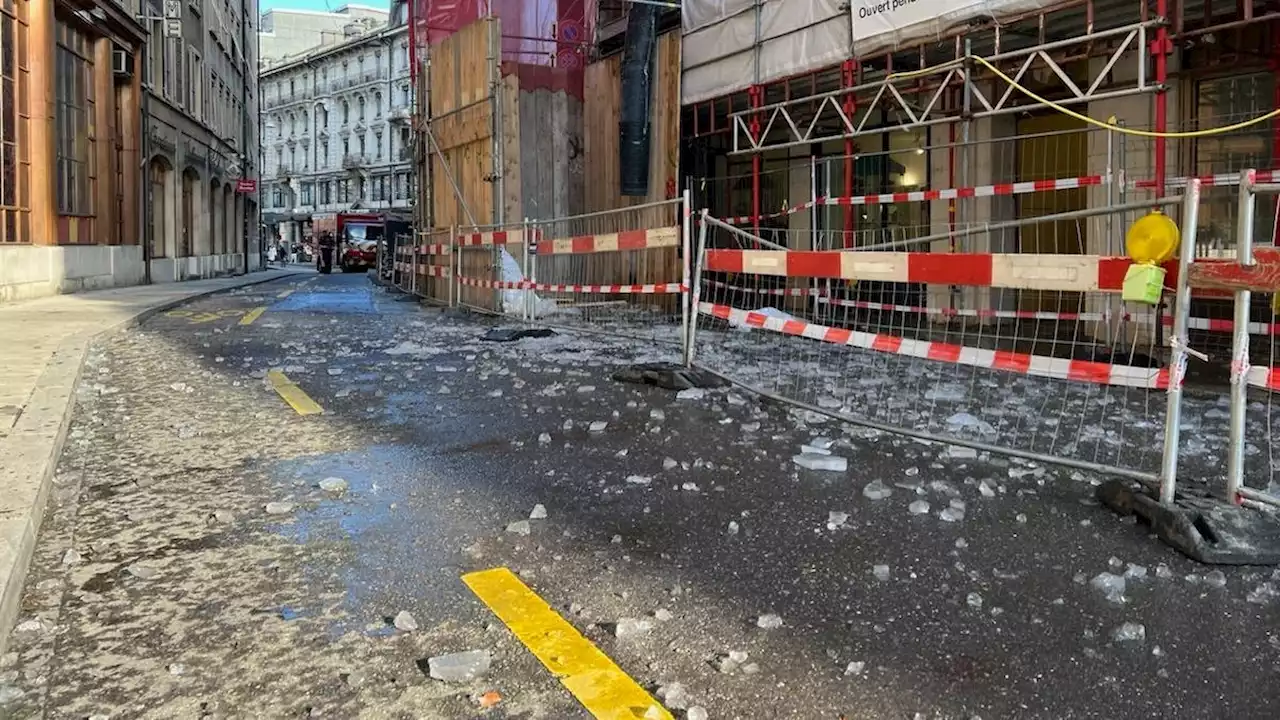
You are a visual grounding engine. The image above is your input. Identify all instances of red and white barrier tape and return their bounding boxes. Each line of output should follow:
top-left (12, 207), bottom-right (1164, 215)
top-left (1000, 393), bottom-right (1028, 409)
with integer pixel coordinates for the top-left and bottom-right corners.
top-left (704, 249), bottom-right (1140, 292)
top-left (699, 302), bottom-right (1169, 390)
top-left (720, 176), bottom-right (1106, 224)
top-left (704, 278), bottom-right (1280, 336)
top-left (538, 227), bottom-right (680, 255)
top-left (1133, 169), bottom-right (1280, 190)
top-left (1248, 366), bottom-right (1280, 391)
top-left (417, 244), bottom-right (451, 255)
top-left (458, 229), bottom-right (540, 247)
top-left (457, 276), bottom-right (683, 294)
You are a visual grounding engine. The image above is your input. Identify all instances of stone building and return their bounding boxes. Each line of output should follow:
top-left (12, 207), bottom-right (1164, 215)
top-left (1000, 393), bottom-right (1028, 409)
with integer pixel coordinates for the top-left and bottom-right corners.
top-left (259, 10), bottom-right (414, 249)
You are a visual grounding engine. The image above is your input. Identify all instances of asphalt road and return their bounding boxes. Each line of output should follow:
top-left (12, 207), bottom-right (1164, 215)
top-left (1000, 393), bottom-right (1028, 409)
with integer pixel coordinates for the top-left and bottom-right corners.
top-left (3, 271), bottom-right (1280, 719)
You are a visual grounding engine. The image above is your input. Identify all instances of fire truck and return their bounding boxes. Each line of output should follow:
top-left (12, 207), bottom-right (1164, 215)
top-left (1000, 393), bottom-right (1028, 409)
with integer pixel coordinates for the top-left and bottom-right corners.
top-left (311, 211), bottom-right (411, 275)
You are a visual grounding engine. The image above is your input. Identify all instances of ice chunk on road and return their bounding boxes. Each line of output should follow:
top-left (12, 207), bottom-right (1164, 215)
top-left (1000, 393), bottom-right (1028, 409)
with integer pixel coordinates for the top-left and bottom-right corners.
top-left (626, 475), bottom-right (653, 485)
top-left (264, 502), bottom-right (295, 516)
top-left (319, 477), bottom-right (349, 494)
top-left (427, 650), bottom-right (492, 683)
top-left (687, 707), bottom-right (709, 720)
top-left (727, 521), bottom-right (740, 536)
top-left (872, 565), bottom-right (891, 582)
top-left (663, 458), bottom-right (679, 470)
top-left (908, 500), bottom-right (931, 515)
top-left (801, 444), bottom-right (833, 456)
top-left (506, 520), bottom-right (532, 536)
top-left (614, 618), bottom-right (653, 640)
top-left (1111, 622), bottom-right (1146, 643)
top-left (946, 412), bottom-right (996, 435)
top-left (529, 504), bottom-right (548, 520)
top-left (677, 388), bottom-right (706, 401)
top-left (827, 511), bottom-right (850, 530)
top-left (862, 480), bottom-right (893, 500)
top-left (589, 420), bottom-right (609, 433)
top-left (1124, 564), bottom-right (1148, 581)
top-left (793, 453), bottom-right (847, 472)
top-left (1089, 572), bottom-right (1127, 604)
top-left (844, 661), bottom-right (866, 676)
top-left (966, 592), bottom-right (983, 609)
top-left (939, 506), bottom-right (965, 522)
top-left (979, 480), bottom-right (996, 498)
top-left (756, 614), bottom-right (783, 629)
top-left (538, 433), bottom-right (552, 445)
top-left (393, 611), bottom-right (419, 632)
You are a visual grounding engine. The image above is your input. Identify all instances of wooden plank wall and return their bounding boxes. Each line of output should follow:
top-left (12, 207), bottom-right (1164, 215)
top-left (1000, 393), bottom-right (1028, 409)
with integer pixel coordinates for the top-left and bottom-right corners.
top-left (581, 31), bottom-right (681, 218)
top-left (429, 17), bottom-right (497, 232)
top-left (549, 31), bottom-right (681, 307)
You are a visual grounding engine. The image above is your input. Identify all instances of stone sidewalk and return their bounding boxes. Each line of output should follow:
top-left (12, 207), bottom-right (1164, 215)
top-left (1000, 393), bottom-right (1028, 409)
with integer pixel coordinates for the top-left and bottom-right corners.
top-left (0, 270), bottom-right (301, 654)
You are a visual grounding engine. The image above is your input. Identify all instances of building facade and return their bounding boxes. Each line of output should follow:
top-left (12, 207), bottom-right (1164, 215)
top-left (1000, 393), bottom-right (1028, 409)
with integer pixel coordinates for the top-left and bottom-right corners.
top-left (0, 0), bottom-right (149, 301)
top-left (259, 15), bottom-right (414, 249)
top-left (140, 0), bottom-right (262, 282)
top-left (259, 4), bottom-right (387, 63)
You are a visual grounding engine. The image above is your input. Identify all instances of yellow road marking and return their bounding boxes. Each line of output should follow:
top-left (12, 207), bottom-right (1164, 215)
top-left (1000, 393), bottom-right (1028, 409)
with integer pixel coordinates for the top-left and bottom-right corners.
top-left (462, 568), bottom-right (672, 720)
top-left (265, 370), bottom-right (324, 416)
top-left (240, 306), bottom-right (268, 325)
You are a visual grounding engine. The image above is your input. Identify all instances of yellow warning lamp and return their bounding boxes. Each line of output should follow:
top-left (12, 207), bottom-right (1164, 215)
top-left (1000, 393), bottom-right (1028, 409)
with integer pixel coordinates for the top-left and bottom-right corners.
top-left (1122, 210), bottom-right (1180, 305)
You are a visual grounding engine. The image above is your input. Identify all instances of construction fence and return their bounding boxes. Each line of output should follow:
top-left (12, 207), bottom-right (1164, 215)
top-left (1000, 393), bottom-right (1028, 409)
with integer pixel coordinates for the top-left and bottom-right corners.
top-left (396, 171), bottom-right (1280, 510)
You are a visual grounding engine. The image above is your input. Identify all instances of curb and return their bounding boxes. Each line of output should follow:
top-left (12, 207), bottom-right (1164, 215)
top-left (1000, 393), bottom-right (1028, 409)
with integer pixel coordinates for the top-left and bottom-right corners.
top-left (0, 270), bottom-right (300, 655)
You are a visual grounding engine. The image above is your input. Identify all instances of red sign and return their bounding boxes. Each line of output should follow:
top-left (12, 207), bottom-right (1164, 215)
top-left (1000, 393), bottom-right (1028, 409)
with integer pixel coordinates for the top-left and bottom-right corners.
top-left (235, 179), bottom-right (258, 193)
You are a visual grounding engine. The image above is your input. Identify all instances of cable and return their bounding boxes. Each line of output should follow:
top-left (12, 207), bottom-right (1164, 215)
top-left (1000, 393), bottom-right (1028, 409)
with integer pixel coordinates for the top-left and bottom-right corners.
top-left (970, 55), bottom-right (1280, 138)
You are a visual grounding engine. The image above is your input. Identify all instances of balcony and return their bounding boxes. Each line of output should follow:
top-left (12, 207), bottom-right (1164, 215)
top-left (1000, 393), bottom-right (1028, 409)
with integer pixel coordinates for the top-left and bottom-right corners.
top-left (388, 106), bottom-right (411, 122)
top-left (342, 154), bottom-right (367, 169)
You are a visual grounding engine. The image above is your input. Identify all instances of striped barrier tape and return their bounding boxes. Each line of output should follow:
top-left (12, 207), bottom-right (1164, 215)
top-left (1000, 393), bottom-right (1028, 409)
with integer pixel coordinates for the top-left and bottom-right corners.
top-left (720, 175), bottom-right (1107, 224)
top-left (1133, 169), bottom-right (1280, 190)
top-left (699, 301), bottom-right (1170, 390)
top-left (1247, 366), bottom-right (1280, 391)
top-left (537, 227), bottom-right (680, 255)
top-left (458, 229), bottom-right (540, 247)
top-left (457, 276), bottom-right (684, 294)
top-left (704, 278), bottom-right (1280, 336)
top-left (416, 244), bottom-right (452, 255)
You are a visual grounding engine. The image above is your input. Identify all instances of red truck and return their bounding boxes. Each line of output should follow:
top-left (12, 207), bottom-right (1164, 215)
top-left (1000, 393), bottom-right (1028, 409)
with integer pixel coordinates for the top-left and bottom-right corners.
top-left (311, 212), bottom-right (408, 274)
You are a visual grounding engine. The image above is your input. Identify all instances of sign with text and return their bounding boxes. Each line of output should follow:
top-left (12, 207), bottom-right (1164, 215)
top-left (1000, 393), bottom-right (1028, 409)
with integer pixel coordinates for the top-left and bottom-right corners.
top-left (235, 179), bottom-right (257, 194)
top-left (851, 0), bottom-right (1047, 53)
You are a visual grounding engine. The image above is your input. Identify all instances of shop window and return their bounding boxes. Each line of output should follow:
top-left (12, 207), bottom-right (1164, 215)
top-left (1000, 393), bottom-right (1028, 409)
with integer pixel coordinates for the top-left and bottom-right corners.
top-left (0, 2), bottom-right (30, 243)
top-left (55, 21), bottom-right (94, 219)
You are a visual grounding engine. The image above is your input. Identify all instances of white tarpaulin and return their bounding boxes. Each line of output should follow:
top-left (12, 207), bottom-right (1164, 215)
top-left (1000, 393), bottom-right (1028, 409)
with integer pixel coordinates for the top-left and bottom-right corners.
top-left (682, 0), bottom-right (849, 106)
top-left (681, 0), bottom-right (1050, 105)
top-left (849, 0), bottom-right (1049, 55)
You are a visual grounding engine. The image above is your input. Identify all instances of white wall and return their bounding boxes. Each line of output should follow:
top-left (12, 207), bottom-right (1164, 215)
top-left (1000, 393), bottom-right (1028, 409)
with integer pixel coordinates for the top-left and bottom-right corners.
top-left (0, 246), bottom-right (147, 304)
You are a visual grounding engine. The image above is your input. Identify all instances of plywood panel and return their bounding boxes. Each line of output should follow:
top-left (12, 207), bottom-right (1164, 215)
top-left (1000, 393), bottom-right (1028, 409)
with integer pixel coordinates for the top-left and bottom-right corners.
top-left (428, 17), bottom-right (498, 230)
top-left (582, 31), bottom-right (681, 215)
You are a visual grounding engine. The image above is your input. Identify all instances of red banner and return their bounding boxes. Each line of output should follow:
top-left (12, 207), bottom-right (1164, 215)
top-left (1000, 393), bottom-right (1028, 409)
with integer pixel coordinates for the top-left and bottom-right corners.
top-left (235, 179), bottom-right (257, 194)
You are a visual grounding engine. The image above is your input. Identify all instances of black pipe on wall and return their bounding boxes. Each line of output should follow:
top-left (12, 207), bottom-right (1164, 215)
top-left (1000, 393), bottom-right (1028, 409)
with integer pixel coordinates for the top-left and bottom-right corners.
top-left (619, 3), bottom-right (659, 197)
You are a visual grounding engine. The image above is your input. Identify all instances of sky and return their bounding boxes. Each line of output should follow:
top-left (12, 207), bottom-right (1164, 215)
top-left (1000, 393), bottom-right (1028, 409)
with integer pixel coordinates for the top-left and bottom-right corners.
top-left (260, 0), bottom-right (389, 12)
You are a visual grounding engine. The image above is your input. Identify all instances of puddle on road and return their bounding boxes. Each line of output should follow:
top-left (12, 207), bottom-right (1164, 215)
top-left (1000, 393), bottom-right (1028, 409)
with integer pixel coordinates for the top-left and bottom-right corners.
top-left (264, 445), bottom-right (479, 636)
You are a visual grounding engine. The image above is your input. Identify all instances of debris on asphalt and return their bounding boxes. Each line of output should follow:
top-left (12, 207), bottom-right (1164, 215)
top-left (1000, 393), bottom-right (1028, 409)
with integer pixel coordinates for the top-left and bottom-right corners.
top-left (908, 500), bottom-right (931, 515)
top-left (427, 650), bottom-right (492, 683)
top-left (318, 477), bottom-right (349, 494)
top-left (862, 480), bottom-right (892, 500)
top-left (654, 609), bottom-right (674, 622)
top-left (1204, 570), bottom-right (1227, 588)
top-left (687, 707), bottom-right (709, 720)
top-left (676, 388), bottom-right (706, 401)
top-left (505, 520), bottom-right (532, 536)
top-left (264, 501), bottom-right (295, 516)
top-left (589, 420), bottom-right (609, 433)
top-left (656, 682), bottom-right (690, 710)
top-left (844, 661), bottom-right (866, 676)
top-left (792, 453), bottom-right (847, 472)
top-left (872, 565), bottom-right (891, 582)
top-left (477, 691), bottom-right (502, 709)
top-left (393, 611), bottom-right (419, 632)
top-left (529, 503), bottom-right (548, 519)
top-left (756, 614), bottom-right (783, 629)
top-left (1111, 622), bottom-right (1146, 643)
top-left (61, 549), bottom-right (82, 565)
top-left (126, 564), bottom-right (160, 580)
top-left (1089, 572), bottom-right (1127, 604)
top-left (715, 650), bottom-right (749, 674)
top-left (966, 592), bottom-right (984, 609)
top-left (626, 475), bottom-right (653, 485)
top-left (827, 511), bottom-right (850, 530)
top-left (615, 618), bottom-right (653, 640)
top-left (726, 521), bottom-right (740, 536)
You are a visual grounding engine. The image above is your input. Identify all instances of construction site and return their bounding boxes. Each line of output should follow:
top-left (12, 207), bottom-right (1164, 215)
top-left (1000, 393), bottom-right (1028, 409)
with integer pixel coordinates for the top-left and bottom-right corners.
top-left (397, 0), bottom-right (1280, 556)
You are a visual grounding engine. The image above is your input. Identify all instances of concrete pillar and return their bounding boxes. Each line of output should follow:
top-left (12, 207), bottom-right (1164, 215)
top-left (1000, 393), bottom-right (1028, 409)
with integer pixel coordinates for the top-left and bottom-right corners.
top-left (27, 0), bottom-right (56, 245)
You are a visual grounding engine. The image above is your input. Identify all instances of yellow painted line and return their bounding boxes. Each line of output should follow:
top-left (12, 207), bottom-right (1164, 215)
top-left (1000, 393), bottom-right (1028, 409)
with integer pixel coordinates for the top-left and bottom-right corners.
top-left (265, 370), bottom-right (325, 416)
top-left (240, 306), bottom-right (268, 325)
top-left (462, 568), bottom-right (672, 720)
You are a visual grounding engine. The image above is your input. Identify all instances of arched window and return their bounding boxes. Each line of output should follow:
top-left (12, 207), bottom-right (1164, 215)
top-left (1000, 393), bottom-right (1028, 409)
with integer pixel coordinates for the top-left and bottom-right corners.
top-left (342, 100), bottom-right (350, 124)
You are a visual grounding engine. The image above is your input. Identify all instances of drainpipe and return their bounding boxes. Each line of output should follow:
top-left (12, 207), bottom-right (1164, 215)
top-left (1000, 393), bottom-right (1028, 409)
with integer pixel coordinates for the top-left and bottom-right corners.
top-left (141, 74), bottom-right (153, 284)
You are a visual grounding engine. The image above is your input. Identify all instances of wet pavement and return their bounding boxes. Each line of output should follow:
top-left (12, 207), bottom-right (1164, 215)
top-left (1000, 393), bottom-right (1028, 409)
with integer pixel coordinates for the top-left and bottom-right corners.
top-left (3, 272), bottom-right (1280, 719)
